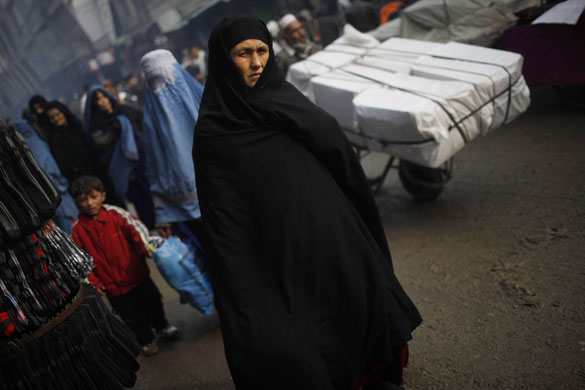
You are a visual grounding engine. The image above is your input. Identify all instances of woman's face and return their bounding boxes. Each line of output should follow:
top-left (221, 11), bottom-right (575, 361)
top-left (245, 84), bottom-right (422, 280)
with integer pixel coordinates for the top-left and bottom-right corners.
top-left (32, 104), bottom-right (45, 115)
top-left (94, 90), bottom-right (113, 114)
top-left (47, 107), bottom-right (68, 127)
top-left (230, 39), bottom-right (269, 88)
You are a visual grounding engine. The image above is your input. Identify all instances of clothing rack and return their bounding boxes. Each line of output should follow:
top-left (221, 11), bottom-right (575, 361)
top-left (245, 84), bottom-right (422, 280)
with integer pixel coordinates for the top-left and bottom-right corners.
top-left (0, 123), bottom-right (140, 389)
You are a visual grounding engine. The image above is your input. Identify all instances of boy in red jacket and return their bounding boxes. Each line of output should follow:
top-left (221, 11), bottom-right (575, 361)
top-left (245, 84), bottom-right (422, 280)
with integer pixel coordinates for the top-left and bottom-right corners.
top-left (71, 175), bottom-right (177, 356)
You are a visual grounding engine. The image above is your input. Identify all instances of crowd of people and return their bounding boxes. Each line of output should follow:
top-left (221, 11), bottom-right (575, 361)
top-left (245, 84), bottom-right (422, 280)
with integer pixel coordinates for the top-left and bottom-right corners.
top-left (6, 7), bottom-right (421, 389)
top-left (17, 2), bottom-right (406, 237)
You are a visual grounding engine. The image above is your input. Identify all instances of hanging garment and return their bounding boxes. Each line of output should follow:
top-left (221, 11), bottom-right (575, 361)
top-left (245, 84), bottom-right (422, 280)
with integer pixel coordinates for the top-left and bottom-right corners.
top-left (0, 124), bottom-right (62, 239)
top-left (0, 224), bottom-right (93, 338)
top-left (12, 119), bottom-right (77, 234)
top-left (0, 284), bottom-right (140, 390)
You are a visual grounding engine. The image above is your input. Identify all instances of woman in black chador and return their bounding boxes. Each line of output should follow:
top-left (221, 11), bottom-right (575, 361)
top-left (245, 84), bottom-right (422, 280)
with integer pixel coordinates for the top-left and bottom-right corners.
top-left (45, 100), bottom-right (123, 207)
top-left (83, 86), bottom-right (155, 228)
top-left (193, 16), bottom-right (422, 390)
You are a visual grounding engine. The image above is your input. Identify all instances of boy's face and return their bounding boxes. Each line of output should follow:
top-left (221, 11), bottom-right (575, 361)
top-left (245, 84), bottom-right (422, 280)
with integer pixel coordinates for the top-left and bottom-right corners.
top-left (75, 189), bottom-right (106, 218)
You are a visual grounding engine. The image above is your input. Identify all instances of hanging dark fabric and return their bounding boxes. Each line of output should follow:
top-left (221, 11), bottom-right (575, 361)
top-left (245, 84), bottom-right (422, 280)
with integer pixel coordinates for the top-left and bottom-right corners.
top-left (1, 121), bottom-right (140, 389)
top-left (0, 124), bottom-right (62, 240)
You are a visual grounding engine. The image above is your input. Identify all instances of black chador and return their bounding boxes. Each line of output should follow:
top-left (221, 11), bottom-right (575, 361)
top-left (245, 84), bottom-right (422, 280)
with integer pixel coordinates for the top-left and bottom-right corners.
top-left (193, 16), bottom-right (422, 390)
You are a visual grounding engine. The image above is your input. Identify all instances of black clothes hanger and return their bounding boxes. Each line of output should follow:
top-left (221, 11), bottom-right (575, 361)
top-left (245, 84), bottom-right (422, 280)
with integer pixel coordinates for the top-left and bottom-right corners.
top-left (40, 225), bottom-right (94, 282)
top-left (1, 126), bottom-right (61, 220)
top-left (0, 196), bottom-right (21, 241)
top-left (0, 161), bottom-right (39, 239)
top-left (0, 276), bottom-right (30, 335)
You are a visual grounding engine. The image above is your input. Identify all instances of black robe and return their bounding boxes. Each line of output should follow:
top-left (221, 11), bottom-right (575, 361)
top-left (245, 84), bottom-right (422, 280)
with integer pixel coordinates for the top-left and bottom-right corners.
top-left (193, 17), bottom-right (421, 390)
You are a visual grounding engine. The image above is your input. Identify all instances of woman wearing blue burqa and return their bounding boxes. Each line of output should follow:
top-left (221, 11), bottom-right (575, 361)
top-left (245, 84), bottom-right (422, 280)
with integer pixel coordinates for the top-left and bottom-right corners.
top-left (140, 49), bottom-right (205, 238)
top-left (12, 119), bottom-right (78, 234)
top-left (83, 85), bottom-right (155, 228)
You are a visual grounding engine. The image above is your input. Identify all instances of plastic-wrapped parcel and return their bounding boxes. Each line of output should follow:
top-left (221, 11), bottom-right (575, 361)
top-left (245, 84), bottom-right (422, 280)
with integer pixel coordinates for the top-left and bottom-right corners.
top-left (286, 27), bottom-right (530, 168)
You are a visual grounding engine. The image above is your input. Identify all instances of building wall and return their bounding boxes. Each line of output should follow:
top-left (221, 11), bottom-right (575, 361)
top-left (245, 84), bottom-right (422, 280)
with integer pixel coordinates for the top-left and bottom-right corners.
top-left (0, 0), bottom-right (95, 119)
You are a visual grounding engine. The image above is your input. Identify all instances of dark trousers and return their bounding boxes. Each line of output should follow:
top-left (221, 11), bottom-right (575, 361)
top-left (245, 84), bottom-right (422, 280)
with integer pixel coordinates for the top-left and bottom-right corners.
top-left (107, 276), bottom-right (167, 345)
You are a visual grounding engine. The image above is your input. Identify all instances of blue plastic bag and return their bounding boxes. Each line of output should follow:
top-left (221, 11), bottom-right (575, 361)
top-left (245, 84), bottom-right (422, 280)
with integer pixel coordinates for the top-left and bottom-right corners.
top-left (152, 236), bottom-right (214, 315)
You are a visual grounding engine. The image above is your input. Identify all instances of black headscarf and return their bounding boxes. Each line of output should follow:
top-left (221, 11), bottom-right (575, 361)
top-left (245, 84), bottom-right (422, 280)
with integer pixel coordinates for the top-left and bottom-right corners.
top-left (28, 95), bottom-right (47, 114)
top-left (28, 95), bottom-right (50, 130)
top-left (86, 86), bottom-right (144, 137)
top-left (87, 87), bottom-right (121, 133)
top-left (196, 16), bottom-right (285, 133)
top-left (44, 100), bottom-right (102, 184)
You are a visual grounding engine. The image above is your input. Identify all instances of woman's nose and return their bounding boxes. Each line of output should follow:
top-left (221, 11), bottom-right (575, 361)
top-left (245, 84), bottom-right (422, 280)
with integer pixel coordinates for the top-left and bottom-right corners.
top-left (250, 53), bottom-right (261, 68)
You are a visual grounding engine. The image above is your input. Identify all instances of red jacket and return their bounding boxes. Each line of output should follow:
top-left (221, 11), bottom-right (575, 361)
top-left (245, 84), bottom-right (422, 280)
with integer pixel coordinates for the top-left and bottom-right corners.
top-left (72, 205), bottom-right (151, 296)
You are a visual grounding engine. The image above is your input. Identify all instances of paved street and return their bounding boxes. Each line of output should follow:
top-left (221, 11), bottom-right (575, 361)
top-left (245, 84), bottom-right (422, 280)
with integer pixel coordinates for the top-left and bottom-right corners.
top-left (133, 86), bottom-right (585, 389)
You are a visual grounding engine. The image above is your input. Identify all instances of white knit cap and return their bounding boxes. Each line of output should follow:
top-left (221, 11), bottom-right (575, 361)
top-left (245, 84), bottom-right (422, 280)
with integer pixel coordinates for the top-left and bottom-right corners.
top-left (278, 13), bottom-right (298, 30)
top-left (266, 20), bottom-right (279, 38)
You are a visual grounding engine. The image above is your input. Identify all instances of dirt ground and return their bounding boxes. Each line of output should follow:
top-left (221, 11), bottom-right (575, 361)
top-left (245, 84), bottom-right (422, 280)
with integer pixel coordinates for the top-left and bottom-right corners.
top-left (134, 86), bottom-right (585, 389)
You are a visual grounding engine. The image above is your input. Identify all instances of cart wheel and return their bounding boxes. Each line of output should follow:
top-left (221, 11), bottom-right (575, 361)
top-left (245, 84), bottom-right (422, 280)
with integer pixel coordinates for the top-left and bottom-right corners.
top-left (398, 160), bottom-right (448, 201)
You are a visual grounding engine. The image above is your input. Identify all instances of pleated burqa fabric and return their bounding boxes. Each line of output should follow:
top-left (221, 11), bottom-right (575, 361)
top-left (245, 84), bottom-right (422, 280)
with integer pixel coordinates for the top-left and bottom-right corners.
top-left (193, 16), bottom-right (422, 390)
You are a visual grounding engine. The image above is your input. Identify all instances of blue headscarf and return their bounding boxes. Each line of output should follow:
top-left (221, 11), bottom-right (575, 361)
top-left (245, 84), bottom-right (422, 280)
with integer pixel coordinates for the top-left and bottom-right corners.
top-left (140, 49), bottom-right (204, 223)
top-left (83, 85), bottom-right (139, 202)
top-left (12, 119), bottom-right (78, 233)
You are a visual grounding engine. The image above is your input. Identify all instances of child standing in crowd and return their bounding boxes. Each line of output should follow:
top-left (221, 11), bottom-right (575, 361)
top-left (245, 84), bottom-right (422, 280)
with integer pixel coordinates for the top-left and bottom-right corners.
top-left (70, 175), bottom-right (177, 356)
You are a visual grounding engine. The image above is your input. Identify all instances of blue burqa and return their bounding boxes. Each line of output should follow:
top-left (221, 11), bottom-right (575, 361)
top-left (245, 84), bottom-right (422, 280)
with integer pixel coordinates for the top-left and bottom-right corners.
top-left (141, 49), bottom-right (204, 224)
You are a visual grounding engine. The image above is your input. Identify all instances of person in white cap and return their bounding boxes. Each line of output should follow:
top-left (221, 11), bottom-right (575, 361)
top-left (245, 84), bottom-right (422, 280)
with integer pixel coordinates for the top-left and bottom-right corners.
top-left (276, 13), bottom-right (322, 73)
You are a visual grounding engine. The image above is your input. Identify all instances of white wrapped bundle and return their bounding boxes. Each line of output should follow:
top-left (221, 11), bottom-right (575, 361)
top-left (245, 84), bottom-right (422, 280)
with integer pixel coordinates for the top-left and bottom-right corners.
top-left (410, 41), bottom-right (529, 129)
top-left (376, 37), bottom-right (446, 57)
top-left (330, 23), bottom-right (380, 48)
top-left (412, 56), bottom-right (504, 102)
top-left (492, 75), bottom-right (530, 128)
top-left (286, 51), bottom-right (358, 99)
top-left (354, 56), bottom-right (414, 75)
top-left (309, 70), bottom-right (377, 131)
top-left (285, 34), bottom-right (531, 167)
top-left (345, 125), bottom-right (465, 169)
top-left (433, 41), bottom-right (524, 81)
top-left (353, 87), bottom-right (451, 143)
top-left (353, 72), bottom-right (493, 142)
top-left (325, 43), bottom-right (370, 56)
top-left (363, 38), bottom-right (446, 73)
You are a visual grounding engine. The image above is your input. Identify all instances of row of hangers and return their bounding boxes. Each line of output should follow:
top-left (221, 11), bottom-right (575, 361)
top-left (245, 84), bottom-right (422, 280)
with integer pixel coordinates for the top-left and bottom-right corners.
top-left (0, 223), bottom-right (93, 339)
top-left (0, 124), bottom-right (61, 243)
top-left (0, 285), bottom-right (140, 390)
